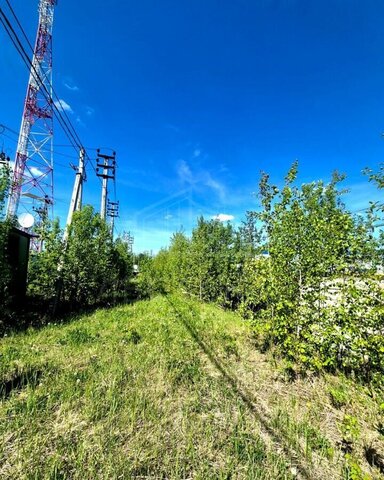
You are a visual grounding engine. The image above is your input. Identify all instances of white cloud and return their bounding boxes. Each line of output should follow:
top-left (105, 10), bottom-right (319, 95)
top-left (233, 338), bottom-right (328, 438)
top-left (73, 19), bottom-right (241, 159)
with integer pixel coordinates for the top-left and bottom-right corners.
top-left (64, 81), bottom-right (79, 92)
top-left (212, 213), bottom-right (234, 222)
top-left (54, 99), bottom-right (73, 113)
top-left (85, 106), bottom-right (95, 116)
top-left (164, 123), bottom-right (180, 133)
top-left (205, 175), bottom-right (226, 201)
top-left (30, 166), bottom-right (44, 177)
top-left (75, 116), bottom-right (85, 127)
top-left (177, 159), bottom-right (194, 184)
top-left (193, 149), bottom-right (201, 158)
top-left (177, 159), bottom-right (226, 201)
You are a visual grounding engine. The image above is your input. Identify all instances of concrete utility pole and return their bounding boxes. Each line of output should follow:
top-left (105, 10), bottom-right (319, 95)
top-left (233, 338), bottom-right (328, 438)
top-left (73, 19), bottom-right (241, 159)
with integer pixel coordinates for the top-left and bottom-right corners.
top-left (63, 147), bottom-right (85, 242)
top-left (96, 149), bottom-right (116, 221)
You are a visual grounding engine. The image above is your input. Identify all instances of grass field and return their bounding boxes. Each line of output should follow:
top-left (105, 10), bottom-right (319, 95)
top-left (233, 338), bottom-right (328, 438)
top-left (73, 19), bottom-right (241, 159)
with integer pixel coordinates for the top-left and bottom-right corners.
top-left (1, 295), bottom-right (384, 479)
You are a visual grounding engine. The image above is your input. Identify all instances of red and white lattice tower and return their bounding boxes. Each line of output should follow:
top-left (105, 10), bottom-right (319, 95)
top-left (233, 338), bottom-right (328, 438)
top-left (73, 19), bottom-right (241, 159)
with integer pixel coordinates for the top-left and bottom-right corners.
top-left (7, 0), bottom-right (57, 224)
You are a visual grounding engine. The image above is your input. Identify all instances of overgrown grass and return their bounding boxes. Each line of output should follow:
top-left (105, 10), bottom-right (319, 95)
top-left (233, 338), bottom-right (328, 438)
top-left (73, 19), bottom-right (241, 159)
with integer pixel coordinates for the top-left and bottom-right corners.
top-left (0, 296), bottom-right (292, 479)
top-left (1, 295), bottom-right (383, 479)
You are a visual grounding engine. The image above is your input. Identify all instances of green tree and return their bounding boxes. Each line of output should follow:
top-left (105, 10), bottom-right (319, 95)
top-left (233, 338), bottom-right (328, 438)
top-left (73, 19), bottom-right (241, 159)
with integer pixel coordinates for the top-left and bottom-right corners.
top-left (111, 237), bottom-right (134, 298)
top-left (0, 160), bottom-right (11, 312)
top-left (167, 231), bottom-right (190, 292)
top-left (188, 217), bottom-right (239, 303)
top-left (242, 163), bottom-right (379, 373)
top-left (61, 206), bottom-right (114, 307)
top-left (28, 218), bottom-right (63, 301)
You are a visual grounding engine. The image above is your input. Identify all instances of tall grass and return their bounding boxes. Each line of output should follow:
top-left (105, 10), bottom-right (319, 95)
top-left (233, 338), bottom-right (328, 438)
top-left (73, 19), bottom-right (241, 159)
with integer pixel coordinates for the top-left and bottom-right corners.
top-left (1, 295), bottom-right (383, 479)
top-left (0, 296), bottom-right (292, 479)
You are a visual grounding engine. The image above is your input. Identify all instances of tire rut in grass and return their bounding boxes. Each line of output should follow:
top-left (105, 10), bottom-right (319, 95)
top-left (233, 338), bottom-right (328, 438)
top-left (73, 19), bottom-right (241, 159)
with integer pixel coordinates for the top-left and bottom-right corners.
top-left (166, 296), bottom-right (336, 480)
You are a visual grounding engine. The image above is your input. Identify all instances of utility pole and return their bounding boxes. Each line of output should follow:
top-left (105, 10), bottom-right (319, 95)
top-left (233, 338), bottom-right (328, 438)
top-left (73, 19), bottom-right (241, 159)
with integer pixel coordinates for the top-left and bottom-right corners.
top-left (63, 147), bottom-right (85, 242)
top-left (96, 149), bottom-right (115, 221)
top-left (107, 200), bottom-right (119, 235)
top-left (53, 147), bottom-right (85, 315)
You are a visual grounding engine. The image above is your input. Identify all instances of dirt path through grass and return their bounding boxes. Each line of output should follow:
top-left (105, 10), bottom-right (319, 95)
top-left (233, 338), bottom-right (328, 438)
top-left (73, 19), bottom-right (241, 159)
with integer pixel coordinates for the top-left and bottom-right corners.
top-left (1, 295), bottom-right (383, 479)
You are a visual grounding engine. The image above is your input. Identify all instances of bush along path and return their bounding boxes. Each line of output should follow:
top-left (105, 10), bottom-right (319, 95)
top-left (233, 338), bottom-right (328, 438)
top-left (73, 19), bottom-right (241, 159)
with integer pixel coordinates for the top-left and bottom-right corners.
top-left (1, 295), bottom-right (384, 479)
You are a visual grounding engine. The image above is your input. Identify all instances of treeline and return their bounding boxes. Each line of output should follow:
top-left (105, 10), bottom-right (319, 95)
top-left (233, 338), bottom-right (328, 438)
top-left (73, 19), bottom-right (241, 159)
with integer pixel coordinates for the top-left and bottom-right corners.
top-left (2, 159), bottom-right (384, 381)
top-left (139, 162), bottom-right (384, 381)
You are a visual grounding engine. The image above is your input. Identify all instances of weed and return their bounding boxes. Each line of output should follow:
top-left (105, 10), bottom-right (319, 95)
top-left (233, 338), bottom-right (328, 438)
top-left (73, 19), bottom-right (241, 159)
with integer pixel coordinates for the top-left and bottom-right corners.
top-left (121, 329), bottom-right (141, 345)
top-left (340, 415), bottom-right (361, 444)
top-left (166, 355), bottom-right (201, 385)
top-left (221, 333), bottom-right (240, 360)
top-left (231, 429), bottom-right (267, 464)
top-left (58, 327), bottom-right (98, 346)
top-left (271, 408), bottom-right (333, 461)
top-left (343, 453), bottom-right (371, 480)
top-left (329, 384), bottom-right (349, 409)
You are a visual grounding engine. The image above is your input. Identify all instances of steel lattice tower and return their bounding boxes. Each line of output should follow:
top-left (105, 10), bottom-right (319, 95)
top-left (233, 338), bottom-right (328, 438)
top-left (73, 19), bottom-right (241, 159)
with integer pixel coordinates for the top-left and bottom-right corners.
top-left (7, 0), bottom-right (57, 224)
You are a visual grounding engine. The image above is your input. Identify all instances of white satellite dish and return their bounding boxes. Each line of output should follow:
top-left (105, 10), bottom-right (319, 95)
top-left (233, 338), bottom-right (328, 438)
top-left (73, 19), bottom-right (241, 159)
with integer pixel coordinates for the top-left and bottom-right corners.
top-left (17, 212), bottom-right (35, 229)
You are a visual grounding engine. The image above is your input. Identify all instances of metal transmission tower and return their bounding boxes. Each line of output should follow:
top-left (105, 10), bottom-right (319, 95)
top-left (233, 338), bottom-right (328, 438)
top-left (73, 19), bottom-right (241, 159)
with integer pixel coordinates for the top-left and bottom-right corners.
top-left (107, 200), bottom-right (119, 234)
top-left (96, 149), bottom-right (116, 221)
top-left (7, 0), bottom-right (57, 224)
top-left (122, 231), bottom-right (134, 253)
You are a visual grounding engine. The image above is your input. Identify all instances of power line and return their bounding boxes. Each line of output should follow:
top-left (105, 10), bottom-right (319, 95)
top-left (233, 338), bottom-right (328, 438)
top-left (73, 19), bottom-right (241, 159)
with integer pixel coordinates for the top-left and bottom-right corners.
top-left (0, 10), bottom-right (78, 152)
top-left (0, 7), bottom-right (84, 154)
top-left (1, 4), bottom-right (121, 222)
top-left (0, 4), bottom-right (112, 191)
top-left (0, 123), bottom-right (18, 136)
top-left (5, 0), bottom-right (34, 53)
top-left (0, 132), bottom-right (18, 144)
top-left (2, 2), bottom-right (84, 150)
top-left (0, 122), bottom-right (101, 181)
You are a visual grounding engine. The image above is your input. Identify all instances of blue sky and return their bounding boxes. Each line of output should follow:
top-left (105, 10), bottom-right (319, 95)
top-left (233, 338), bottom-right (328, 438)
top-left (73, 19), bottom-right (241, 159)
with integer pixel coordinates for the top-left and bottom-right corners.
top-left (1, 0), bottom-right (384, 252)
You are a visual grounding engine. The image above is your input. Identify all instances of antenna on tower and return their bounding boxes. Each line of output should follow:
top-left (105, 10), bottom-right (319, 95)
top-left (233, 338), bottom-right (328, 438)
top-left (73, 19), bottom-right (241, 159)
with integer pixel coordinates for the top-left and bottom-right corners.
top-left (6, 0), bottom-right (57, 247)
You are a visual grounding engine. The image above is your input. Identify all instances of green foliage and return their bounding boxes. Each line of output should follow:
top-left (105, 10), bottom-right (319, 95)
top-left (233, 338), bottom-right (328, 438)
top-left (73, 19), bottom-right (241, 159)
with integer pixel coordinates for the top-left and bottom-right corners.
top-left (141, 162), bottom-right (384, 382)
top-left (28, 218), bottom-right (63, 300)
top-left (0, 161), bottom-right (11, 314)
top-left (340, 414), bottom-right (361, 444)
top-left (27, 205), bottom-right (134, 310)
top-left (167, 231), bottom-right (190, 291)
top-left (134, 252), bottom-right (159, 297)
top-left (61, 206), bottom-right (113, 306)
top-left (239, 164), bottom-right (381, 377)
top-left (328, 384), bottom-right (349, 409)
top-left (343, 454), bottom-right (371, 480)
top-left (137, 220), bottom-right (245, 307)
